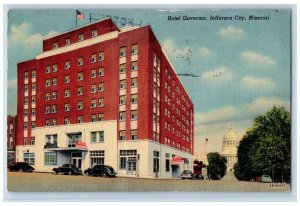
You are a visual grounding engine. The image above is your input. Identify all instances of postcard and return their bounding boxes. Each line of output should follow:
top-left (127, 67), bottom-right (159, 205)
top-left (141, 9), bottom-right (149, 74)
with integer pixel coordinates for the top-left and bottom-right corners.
top-left (6, 8), bottom-right (291, 193)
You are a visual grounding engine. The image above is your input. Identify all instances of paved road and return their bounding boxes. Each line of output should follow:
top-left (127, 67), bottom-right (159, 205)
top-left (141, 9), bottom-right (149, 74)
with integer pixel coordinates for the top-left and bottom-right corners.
top-left (7, 172), bottom-right (290, 192)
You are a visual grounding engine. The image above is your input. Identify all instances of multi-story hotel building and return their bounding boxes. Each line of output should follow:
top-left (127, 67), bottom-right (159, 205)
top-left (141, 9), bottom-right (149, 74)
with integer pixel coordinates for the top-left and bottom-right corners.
top-left (16, 18), bottom-right (194, 178)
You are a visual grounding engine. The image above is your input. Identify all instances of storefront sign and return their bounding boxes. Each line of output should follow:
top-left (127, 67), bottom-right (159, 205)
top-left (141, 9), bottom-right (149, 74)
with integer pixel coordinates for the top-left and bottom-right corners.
top-left (75, 141), bottom-right (87, 149)
top-left (171, 156), bottom-right (184, 164)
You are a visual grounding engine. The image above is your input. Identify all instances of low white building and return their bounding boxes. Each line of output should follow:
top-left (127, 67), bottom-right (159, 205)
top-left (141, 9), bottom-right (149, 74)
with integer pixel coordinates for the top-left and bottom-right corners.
top-left (15, 121), bottom-right (193, 178)
top-left (220, 128), bottom-right (241, 171)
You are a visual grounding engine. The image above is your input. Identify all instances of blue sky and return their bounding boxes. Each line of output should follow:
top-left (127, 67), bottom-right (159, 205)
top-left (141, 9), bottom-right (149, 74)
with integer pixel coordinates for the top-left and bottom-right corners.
top-left (7, 9), bottom-right (291, 159)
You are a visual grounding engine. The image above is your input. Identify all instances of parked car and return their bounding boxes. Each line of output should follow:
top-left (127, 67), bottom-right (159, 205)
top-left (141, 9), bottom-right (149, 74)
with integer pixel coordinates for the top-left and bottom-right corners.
top-left (52, 164), bottom-right (82, 175)
top-left (84, 165), bottom-right (117, 177)
top-left (8, 162), bottom-right (35, 172)
top-left (181, 170), bottom-right (194, 180)
top-left (260, 175), bottom-right (272, 183)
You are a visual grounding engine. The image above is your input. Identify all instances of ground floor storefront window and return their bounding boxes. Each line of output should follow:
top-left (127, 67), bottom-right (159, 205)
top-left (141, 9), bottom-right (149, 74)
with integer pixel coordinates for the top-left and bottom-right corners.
top-left (44, 152), bottom-right (57, 166)
top-left (119, 150), bottom-right (137, 174)
top-left (24, 152), bottom-right (35, 165)
top-left (90, 150), bottom-right (105, 166)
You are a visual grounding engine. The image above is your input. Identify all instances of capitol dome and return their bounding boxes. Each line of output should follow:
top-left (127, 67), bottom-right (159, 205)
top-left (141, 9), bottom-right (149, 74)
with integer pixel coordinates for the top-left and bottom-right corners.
top-left (220, 128), bottom-right (240, 171)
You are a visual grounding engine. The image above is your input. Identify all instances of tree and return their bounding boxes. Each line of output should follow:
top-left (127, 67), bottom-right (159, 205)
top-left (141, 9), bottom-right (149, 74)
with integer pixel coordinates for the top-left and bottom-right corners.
top-left (207, 152), bottom-right (227, 180)
top-left (234, 106), bottom-right (291, 182)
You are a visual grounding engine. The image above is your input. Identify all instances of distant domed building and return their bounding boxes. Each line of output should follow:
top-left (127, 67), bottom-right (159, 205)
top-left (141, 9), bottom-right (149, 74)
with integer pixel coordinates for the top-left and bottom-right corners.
top-left (220, 128), bottom-right (240, 171)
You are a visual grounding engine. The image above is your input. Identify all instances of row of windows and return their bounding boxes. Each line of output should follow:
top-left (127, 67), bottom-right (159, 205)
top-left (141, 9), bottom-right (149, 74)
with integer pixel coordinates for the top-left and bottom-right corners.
top-left (164, 137), bottom-right (191, 153)
top-left (119, 94), bottom-right (138, 105)
top-left (24, 83), bottom-right (36, 92)
top-left (24, 122), bottom-right (35, 130)
top-left (119, 110), bottom-right (138, 121)
top-left (24, 70), bottom-right (36, 79)
top-left (24, 96), bottom-right (36, 105)
top-left (23, 137), bottom-right (35, 145)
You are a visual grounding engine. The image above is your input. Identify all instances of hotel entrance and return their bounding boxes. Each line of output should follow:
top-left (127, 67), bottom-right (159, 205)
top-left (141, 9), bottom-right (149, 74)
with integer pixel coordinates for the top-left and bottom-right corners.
top-left (71, 152), bottom-right (82, 169)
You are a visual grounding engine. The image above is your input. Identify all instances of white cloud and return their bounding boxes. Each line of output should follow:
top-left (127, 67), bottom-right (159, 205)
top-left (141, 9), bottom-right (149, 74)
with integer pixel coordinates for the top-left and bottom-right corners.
top-left (9, 22), bottom-right (57, 46)
top-left (219, 26), bottom-right (245, 40)
top-left (201, 66), bottom-right (234, 81)
top-left (195, 105), bottom-right (239, 124)
top-left (198, 47), bottom-right (214, 58)
top-left (240, 76), bottom-right (275, 90)
top-left (249, 97), bottom-right (290, 113)
top-left (242, 51), bottom-right (276, 65)
top-left (162, 38), bottom-right (190, 58)
top-left (7, 79), bottom-right (17, 89)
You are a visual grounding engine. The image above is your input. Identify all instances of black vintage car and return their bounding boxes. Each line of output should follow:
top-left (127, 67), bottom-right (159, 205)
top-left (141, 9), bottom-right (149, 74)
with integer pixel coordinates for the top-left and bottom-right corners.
top-left (8, 162), bottom-right (35, 172)
top-left (84, 165), bottom-right (117, 177)
top-left (52, 164), bottom-right (82, 175)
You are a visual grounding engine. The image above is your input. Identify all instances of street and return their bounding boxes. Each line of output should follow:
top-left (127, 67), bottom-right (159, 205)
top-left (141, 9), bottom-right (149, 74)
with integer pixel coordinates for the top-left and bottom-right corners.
top-left (7, 172), bottom-right (290, 192)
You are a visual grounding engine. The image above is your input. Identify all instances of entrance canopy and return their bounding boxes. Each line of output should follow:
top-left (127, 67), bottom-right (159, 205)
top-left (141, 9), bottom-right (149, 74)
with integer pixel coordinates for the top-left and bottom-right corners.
top-left (44, 147), bottom-right (88, 152)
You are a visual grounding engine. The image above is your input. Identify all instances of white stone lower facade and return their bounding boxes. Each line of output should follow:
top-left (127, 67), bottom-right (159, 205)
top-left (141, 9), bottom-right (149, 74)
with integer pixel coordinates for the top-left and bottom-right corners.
top-left (15, 121), bottom-right (193, 178)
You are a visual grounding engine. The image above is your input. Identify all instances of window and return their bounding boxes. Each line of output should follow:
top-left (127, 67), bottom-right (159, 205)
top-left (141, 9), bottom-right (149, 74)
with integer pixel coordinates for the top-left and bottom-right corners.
top-left (64, 117), bottom-right (70, 125)
top-left (91, 99), bottom-right (97, 108)
top-left (166, 158), bottom-right (170, 172)
top-left (52, 91), bottom-right (57, 99)
top-left (91, 114), bottom-right (97, 122)
top-left (91, 132), bottom-right (97, 143)
top-left (46, 66), bottom-right (51, 74)
top-left (53, 42), bottom-right (58, 49)
top-left (32, 70), bottom-right (36, 78)
top-left (77, 101), bottom-right (83, 110)
top-left (24, 109), bottom-right (28, 117)
top-left (53, 64), bottom-right (58, 72)
top-left (98, 113), bottom-right (104, 121)
top-left (99, 52), bottom-right (104, 61)
top-left (78, 57), bottom-right (83, 66)
top-left (24, 97), bottom-right (28, 104)
top-left (120, 47), bottom-right (126, 57)
top-left (99, 67), bottom-right (104, 76)
top-left (91, 84), bottom-right (97, 93)
top-left (119, 112), bottom-right (126, 121)
top-left (65, 103), bottom-right (70, 111)
top-left (31, 137), bottom-right (35, 145)
top-left (31, 96), bottom-right (36, 104)
top-left (91, 69), bottom-right (97, 78)
top-left (78, 34), bottom-right (84, 41)
top-left (119, 150), bottom-right (137, 170)
top-left (90, 150), bottom-right (105, 167)
top-left (131, 44), bottom-right (138, 55)
top-left (78, 116), bottom-right (83, 123)
top-left (78, 87), bottom-right (83, 95)
top-left (24, 153), bottom-right (35, 165)
top-left (65, 75), bottom-right (70, 83)
top-left (46, 93), bottom-right (50, 101)
top-left (31, 121), bottom-right (36, 129)
top-left (52, 78), bottom-right (58, 86)
top-left (46, 106), bottom-right (50, 114)
top-left (65, 60), bottom-right (70, 69)
top-left (131, 110), bottom-right (138, 120)
top-left (31, 83), bottom-right (36, 91)
top-left (120, 80), bottom-right (126, 89)
top-left (52, 105), bottom-right (57, 113)
top-left (119, 95), bottom-right (126, 105)
top-left (92, 29), bottom-right (98, 37)
top-left (99, 131), bottom-right (104, 142)
top-left (153, 151), bottom-right (159, 172)
top-left (52, 119), bottom-right (57, 126)
top-left (24, 72), bottom-right (28, 79)
top-left (24, 123), bottom-right (28, 130)
top-left (131, 61), bottom-right (138, 71)
top-left (46, 79), bottom-right (51, 87)
top-left (98, 83), bottom-right (104, 92)
top-left (67, 132), bottom-right (81, 147)
top-left (131, 130), bottom-right (138, 140)
top-left (44, 152), bottom-right (57, 166)
top-left (119, 131), bottom-right (126, 140)
top-left (24, 137), bottom-right (28, 145)
top-left (78, 72), bottom-right (83, 81)
top-left (64, 89), bottom-right (70, 98)
top-left (65, 38), bottom-right (70, 45)
top-left (98, 98), bottom-right (104, 107)
top-left (91, 54), bottom-right (97, 63)
top-left (131, 78), bottom-right (138, 87)
top-left (120, 64), bottom-right (126, 73)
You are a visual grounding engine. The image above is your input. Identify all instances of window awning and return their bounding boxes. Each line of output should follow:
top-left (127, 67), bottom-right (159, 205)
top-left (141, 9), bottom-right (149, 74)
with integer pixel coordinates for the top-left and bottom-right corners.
top-left (43, 147), bottom-right (88, 152)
